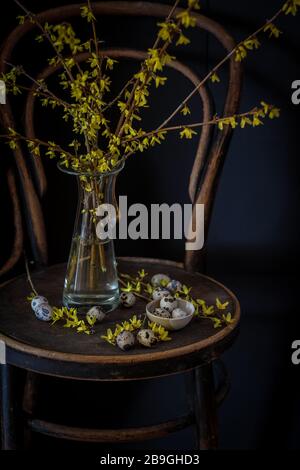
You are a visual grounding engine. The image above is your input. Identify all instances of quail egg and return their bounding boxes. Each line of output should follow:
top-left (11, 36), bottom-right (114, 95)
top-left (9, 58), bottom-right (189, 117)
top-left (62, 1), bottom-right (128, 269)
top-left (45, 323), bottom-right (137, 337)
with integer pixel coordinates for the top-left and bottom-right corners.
top-left (137, 329), bottom-right (157, 348)
top-left (172, 308), bottom-right (187, 319)
top-left (154, 308), bottom-right (171, 318)
top-left (152, 287), bottom-right (170, 301)
top-left (31, 296), bottom-right (49, 312)
top-left (86, 306), bottom-right (106, 323)
top-left (167, 279), bottom-right (182, 294)
top-left (34, 303), bottom-right (53, 322)
top-left (160, 295), bottom-right (178, 312)
top-left (120, 292), bottom-right (136, 308)
top-left (151, 274), bottom-right (171, 288)
top-left (116, 331), bottom-right (135, 351)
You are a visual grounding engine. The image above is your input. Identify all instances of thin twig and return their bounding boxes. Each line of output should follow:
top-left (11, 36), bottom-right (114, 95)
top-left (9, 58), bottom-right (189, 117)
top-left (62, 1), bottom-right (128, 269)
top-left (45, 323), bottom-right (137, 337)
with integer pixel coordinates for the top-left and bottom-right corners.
top-left (4, 61), bottom-right (71, 109)
top-left (156, 6), bottom-right (284, 131)
top-left (119, 272), bottom-right (149, 288)
top-left (1, 130), bottom-right (75, 160)
top-left (114, 0), bottom-right (182, 137)
top-left (126, 107), bottom-right (260, 141)
top-left (118, 277), bottom-right (150, 302)
top-left (102, 78), bottom-right (135, 112)
top-left (24, 252), bottom-right (38, 296)
top-left (117, 106), bottom-right (268, 162)
top-left (14, 0), bottom-right (75, 82)
top-left (87, 0), bottom-right (103, 76)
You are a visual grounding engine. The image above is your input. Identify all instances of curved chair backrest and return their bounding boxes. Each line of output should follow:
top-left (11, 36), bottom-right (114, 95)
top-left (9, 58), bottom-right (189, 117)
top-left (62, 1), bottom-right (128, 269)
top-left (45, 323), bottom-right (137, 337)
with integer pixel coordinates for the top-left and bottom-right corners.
top-left (0, 1), bottom-right (242, 276)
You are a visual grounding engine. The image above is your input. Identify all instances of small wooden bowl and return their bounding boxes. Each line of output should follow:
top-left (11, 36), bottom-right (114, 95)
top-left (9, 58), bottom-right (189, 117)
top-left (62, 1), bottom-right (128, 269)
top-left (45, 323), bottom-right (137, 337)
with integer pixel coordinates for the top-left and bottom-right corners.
top-left (146, 298), bottom-right (195, 331)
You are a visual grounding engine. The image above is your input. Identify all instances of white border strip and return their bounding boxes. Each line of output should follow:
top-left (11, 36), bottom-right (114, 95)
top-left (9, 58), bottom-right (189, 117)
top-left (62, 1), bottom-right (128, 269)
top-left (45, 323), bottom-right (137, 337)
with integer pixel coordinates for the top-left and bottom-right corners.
top-left (0, 340), bottom-right (6, 365)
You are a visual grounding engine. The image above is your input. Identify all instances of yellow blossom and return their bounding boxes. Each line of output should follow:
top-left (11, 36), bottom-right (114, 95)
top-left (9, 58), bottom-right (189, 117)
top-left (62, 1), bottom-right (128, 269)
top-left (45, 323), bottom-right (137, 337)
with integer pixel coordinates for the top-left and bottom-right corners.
top-left (106, 58), bottom-right (118, 70)
top-left (176, 11), bottom-right (197, 28)
top-left (211, 72), bottom-right (220, 83)
top-left (202, 304), bottom-right (215, 316)
top-left (252, 115), bottom-right (263, 127)
top-left (264, 23), bottom-right (282, 38)
top-left (269, 107), bottom-right (280, 119)
top-left (176, 34), bottom-right (191, 46)
top-left (283, 0), bottom-right (300, 16)
top-left (222, 313), bottom-right (235, 325)
top-left (148, 322), bottom-right (172, 341)
top-left (130, 315), bottom-right (143, 330)
top-left (188, 0), bottom-right (201, 9)
top-left (216, 298), bottom-right (229, 310)
top-left (240, 116), bottom-right (252, 128)
top-left (235, 45), bottom-right (247, 62)
top-left (138, 269), bottom-right (148, 279)
top-left (80, 5), bottom-right (96, 22)
top-left (180, 127), bottom-right (197, 139)
top-left (101, 328), bottom-right (116, 345)
top-left (181, 104), bottom-right (191, 116)
top-left (213, 318), bottom-right (222, 329)
top-left (155, 76), bottom-right (167, 88)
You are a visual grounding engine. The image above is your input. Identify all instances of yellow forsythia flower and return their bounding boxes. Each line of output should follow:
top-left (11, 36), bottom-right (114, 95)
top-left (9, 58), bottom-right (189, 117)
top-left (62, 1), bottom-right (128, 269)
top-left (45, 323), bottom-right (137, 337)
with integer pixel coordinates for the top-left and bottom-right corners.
top-left (216, 298), bottom-right (229, 310)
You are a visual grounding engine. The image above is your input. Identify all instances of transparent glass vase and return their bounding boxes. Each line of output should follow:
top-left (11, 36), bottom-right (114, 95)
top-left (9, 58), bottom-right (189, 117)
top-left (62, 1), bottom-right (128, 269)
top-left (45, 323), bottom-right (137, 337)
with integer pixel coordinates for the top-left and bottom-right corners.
top-left (60, 163), bottom-right (123, 312)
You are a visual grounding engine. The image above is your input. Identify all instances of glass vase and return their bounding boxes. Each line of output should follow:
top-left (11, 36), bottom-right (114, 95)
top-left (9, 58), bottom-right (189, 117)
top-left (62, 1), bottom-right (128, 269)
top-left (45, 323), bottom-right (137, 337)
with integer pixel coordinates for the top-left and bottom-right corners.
top-left (60, 163), bottom-right (123, 312)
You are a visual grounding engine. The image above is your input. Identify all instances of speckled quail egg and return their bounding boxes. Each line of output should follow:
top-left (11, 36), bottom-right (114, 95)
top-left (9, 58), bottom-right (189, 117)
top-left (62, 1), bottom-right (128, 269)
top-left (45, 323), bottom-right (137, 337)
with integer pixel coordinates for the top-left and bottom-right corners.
top-left (160, 295), bottom-right (178, 312)
top-left (137, 329), bottom-right (157, 348)
top-left (152, 287), bottom-right (170, 301)
top-left (172, 308), bottom-right (187, 319)
top-left (151, 273), bottom-right (171, 288)
top-left (86, 306), bottom-right (106, 323)
top-left (34, 303), bottom-right (53, 322)
top-left (167, 279), bottom-right (182, 294)
top-left (154, 308), bottom-right (171, 318)
top-left (116, 331), bottom-right (135, 351)
top-left (31, 296), bottom-right (49, 312)
top-left (120, 292), bottom-right (136, 308)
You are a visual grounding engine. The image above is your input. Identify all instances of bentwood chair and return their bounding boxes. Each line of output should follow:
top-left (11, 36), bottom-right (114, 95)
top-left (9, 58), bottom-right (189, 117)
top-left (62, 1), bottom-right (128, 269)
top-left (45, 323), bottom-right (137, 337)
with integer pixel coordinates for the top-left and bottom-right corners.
top-left (0, 2), bottom-right (242, 450)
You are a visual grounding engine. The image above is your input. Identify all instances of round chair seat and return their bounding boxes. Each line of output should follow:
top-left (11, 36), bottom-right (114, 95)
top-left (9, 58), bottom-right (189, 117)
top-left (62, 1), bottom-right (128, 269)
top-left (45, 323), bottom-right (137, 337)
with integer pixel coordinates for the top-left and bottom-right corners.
top-left (0, 258), bottom-right (240, 380)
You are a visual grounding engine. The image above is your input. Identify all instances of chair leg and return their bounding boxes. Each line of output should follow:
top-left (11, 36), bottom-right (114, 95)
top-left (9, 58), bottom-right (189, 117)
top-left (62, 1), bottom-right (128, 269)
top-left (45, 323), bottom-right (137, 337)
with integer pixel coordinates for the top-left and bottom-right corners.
top-left (0, 364), bottom-right (17, 450)
top-left (22, 371), bottom-right (40, 449)
top-left (193, 363), bottom-right (218, 450)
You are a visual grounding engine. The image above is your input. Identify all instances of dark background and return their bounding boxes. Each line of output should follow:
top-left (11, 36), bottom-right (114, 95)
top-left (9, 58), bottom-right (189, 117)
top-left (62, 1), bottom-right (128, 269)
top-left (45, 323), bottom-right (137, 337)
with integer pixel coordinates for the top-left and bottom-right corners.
top-left (0, 0), bottom-right (299, 450)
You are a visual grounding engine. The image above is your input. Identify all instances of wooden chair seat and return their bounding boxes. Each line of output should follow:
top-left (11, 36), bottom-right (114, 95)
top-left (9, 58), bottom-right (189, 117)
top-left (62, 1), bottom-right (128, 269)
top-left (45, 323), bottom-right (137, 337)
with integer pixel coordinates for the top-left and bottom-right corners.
top-left (0, 258), bottom-right (240, 381)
